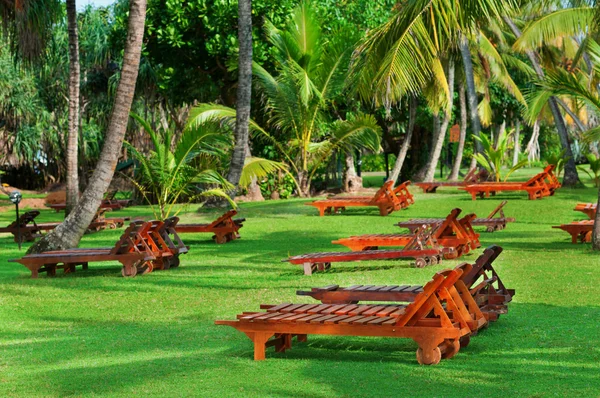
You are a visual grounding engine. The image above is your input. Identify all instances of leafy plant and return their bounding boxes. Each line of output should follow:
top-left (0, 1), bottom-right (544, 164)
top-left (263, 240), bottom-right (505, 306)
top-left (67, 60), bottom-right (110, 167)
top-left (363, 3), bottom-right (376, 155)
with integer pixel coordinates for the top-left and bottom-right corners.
top-left (579, 154), bottom-right (600, 187)
top-left (124, 113), bottom-right (235, 220)
top-left (545, 150), bottom-right (569, 179)
top-left (473, 129), bottom-right (528, 182)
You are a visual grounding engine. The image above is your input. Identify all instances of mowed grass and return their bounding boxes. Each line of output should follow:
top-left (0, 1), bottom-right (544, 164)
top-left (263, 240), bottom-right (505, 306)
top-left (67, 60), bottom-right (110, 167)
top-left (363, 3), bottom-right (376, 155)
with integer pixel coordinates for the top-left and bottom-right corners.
top-left (1, 168), bottom-right (599, 397)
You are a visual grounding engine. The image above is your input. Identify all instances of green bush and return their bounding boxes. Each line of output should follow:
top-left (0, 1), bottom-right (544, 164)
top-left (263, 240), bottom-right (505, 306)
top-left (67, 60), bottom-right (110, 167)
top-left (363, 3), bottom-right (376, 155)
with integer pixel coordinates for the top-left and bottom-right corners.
top-left (361, 154), bottom-right (396, 172)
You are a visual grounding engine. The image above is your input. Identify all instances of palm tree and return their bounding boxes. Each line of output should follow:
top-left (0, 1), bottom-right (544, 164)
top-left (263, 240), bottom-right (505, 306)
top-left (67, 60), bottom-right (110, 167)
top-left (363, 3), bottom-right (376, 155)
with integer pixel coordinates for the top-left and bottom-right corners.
top-left (65, 0), bottom-right (80, 215)
top-left (448, 82), bottom-right (467, 180)
top-left (188, 2), bottom-right (382, 197)
top-left (226, 0), bottom-right (252, 197)
top-left (28, 0), bottom-right (148, 254)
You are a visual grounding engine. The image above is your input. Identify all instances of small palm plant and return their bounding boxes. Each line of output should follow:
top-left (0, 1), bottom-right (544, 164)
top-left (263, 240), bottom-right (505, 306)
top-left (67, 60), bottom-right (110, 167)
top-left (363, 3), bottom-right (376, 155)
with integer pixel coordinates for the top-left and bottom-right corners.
top-left (125, 113), bottom-right (235, 220)
top-left (473, 129), bottom-right (528, 182)
top-left (545, 150), bottom-right (569, 179)
top-left (579, 154), bottom-right (600, 187)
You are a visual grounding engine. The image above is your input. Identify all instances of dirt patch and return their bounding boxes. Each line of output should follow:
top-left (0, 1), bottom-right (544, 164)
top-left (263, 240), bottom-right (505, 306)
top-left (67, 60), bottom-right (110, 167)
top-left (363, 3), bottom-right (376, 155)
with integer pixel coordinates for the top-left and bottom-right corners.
top-left (0, 198), bottom-right (48, 212)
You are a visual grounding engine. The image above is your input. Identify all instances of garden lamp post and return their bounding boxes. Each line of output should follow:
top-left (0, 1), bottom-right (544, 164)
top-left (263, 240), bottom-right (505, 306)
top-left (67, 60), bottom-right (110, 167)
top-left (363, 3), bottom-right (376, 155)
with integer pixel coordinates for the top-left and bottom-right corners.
top-left (9, 191), bottom-right (22, 250)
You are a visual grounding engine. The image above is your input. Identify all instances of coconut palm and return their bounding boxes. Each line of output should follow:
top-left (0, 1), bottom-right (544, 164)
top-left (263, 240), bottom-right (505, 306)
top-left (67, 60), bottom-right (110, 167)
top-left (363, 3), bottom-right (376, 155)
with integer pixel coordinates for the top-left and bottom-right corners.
top-left (188, 2), bottom-right (382, 197)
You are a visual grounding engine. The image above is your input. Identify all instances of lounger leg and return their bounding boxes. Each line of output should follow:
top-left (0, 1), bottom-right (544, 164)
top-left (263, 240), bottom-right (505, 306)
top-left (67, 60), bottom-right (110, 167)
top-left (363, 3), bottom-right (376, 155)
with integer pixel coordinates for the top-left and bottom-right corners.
top-left (30, 269), bottom-right (39, 279)
top-left (295, 334), bottom-right (307, 342)
top-left (303, 263), bottom-right (313, 276)
top-left (571, 233), bottom-right (578, 244)
top-left (249, 332), bottom-right (273, 361)
top-left (319, 207), bottom-right (325, 217)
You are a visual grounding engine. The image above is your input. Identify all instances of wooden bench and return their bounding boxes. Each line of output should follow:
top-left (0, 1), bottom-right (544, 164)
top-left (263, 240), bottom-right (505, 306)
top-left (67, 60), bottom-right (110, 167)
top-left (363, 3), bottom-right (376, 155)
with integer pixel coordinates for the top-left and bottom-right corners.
top-left (414, 168), bottom-right (488, 193)
top-left (285, 226), bottom-right (451, 275)
top-left (297, 245), bottom-right (514, 322)
top-left (175, 210), bottom-right (245, 243)
top-left (459, 165), bottom-right (560, 200)
top-left (333, 208), bottom-right (480, 259)
top-left (574, 203), bottom-right (597, 220)
top-left (398, 201), bottom-right (515, 233)
top-left (0, 211), bottom-right (59, 243)
top-left (216, 267), bottom-right (483, 364)
top-left (305, 180), bottom-right (413, 217)
top-left (8, 221), bottom-right (158, 278)
top-left (552, 220), bottom-right (593, 243)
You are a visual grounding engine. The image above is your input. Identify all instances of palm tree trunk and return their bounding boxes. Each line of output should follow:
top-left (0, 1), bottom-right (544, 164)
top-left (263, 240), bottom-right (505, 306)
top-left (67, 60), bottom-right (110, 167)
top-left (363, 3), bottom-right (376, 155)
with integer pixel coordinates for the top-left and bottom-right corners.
top-left (512, 120), bottom-right (520, 166)
top-left (593, 188), bottom-right (600, 250)
top-left (343, 151), bottom-right (361, 192)
top-left (27, 0), bottom-right (147, 254)
top-left (388, 95), bottom-right (417, 183)
top-left (423, 59), bottom-right (455, 182)
top-left (459, 33), bottom-right (482, 155)
top-left (226, 0), bottom-right (252, 197)
top-left (449, 82), bottom-right (467, 180)
top-left (526, 119), bottom-right (541, 163)
top-left (65, 0), bottom-right (80, 216)
top-left (503, 16), bottom-right (580, 187)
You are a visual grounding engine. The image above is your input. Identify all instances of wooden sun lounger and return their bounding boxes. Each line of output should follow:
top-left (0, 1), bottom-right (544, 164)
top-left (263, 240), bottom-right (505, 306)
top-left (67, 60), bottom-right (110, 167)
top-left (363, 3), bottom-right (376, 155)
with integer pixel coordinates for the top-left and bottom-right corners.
top-left (574, 203), bottom-right (597, 220)
top-left (297, 245), bottom-right (514, 322)
top-left (333, 208), bottom-right (480, 259)
top-left (87, 208), bottom-right (132, 232)
top-left (285, 226), bottom-right (451, 275)
top-left (48, 201), bottom-right (124, 212)
top-left (398, 201), bottom-right (515, 233)
top-left (552, 220), bottom-right (593, 243)
top-left (145, 216), bottom-right (189, 270)
top-left (216, 267), bottom-right (479, 364)
top-left (175, 210), bottom-right (245, 243)
top-left (8, 221), bottom-right (158, 278)
top-left (103, 190), bottom-right (134, 207)
top-left (459, 165), bottom-right (560, 200)
top-left (305, 180), bottom-right (413, 217)
top-left (414, 168), bottom-right (488, 193)
top-left (0, 211), bottom-right (59, 243)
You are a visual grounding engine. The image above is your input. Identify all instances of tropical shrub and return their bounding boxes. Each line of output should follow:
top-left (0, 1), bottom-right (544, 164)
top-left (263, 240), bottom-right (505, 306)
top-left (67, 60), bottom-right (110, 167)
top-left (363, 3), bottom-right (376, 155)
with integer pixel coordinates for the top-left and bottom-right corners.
top-left (579, 154), bottom-right (600, 187)
top-left (473, 129), bottom-right (528, 182)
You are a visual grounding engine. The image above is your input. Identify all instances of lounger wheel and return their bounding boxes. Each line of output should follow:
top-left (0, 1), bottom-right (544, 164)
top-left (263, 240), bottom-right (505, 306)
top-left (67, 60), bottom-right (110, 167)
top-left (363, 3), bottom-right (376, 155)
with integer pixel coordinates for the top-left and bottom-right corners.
top-left (459, 335), bottom-right (471, 348)
top-left (121, 264), bottom-right (138, 277)
top-left (486, 226), bottom-right (495, 233)
top-left (108, 223), bottom-right (117, 229)
top-left (440, 339), bottom-right (460, 359)
top-left (214, 234), bottom-right (228, 244)
top-left (169, 256), bottom-right (180, 268)
top-left (416, 346), bottom-right (441, 365)
top-left (414, 258), bottom-right (427, 268)
top-left (429, 256), bottom-right (438, 266)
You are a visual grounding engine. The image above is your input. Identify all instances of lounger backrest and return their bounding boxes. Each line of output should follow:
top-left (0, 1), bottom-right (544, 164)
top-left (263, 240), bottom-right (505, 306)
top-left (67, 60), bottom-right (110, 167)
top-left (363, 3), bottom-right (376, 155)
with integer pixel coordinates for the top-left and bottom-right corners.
top-left (403, 225), bottom-right (437, 251)
top-left (524, 165), bottom-right (555, 187)
top-left (159, 216), bottom-right (188, 254)
top-left (463, 168), bottom-right (477, 182)
top-left (104, 190), bottom-right (117, 201)
top-left (9, 210), bottom-right (41, 228)
top-left (431, 208), bottom-right (462, 240)
top-left (395, 268), bottom-right (462, 327)
top-left (486, 201), bottom-right (507, 219)
top-left (109, 221), bottom-right (148, 255)
top-left (207, 210), bottom-right (238, 228)
top-left (369, 180), bottom-right (395, 204)
top-left (457, 214), bottom-right (480, 244)
top-left (459, 245), bottom-right (503, 288)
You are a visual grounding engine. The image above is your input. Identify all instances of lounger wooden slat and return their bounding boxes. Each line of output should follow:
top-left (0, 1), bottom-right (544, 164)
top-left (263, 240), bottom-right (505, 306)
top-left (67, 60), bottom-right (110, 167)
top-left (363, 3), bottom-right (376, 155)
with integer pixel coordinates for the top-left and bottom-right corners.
top-left (305, 181), bottom-right (414, 217)
top-left (552, 220), bottom-right (593, 243)
top-left (459, 165), bottom-right (560, 200)
top-left (175, 210), bottom-right (245, 243)
top-left (333, 208), bottom-right (480, 259)
top-left (216, 268), bottom-right (476, 364)
top-left (574, 203), bottom-right (597, 219)
top-left (414, 168), bottom-right (489, 193)
top-left (297, 245), bottom-right (514, 322)
top-left (284, 226), bottom-right (451, 275)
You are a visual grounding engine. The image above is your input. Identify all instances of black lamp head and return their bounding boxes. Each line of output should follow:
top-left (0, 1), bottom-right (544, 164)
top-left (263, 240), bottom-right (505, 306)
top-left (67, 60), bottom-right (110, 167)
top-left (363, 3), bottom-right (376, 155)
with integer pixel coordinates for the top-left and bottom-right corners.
top-left (9, 191), bottom-right (22, 205)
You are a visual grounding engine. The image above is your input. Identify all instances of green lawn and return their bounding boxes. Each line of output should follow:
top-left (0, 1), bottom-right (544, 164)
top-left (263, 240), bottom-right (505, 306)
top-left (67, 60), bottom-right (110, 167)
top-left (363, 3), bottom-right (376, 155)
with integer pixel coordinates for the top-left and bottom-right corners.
top-left (1, 169), bottom-right (599, 397)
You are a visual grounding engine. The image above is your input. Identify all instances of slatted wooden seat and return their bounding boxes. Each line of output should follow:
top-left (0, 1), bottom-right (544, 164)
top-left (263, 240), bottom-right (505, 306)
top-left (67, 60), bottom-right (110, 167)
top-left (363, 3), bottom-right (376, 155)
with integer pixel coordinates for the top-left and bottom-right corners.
top-left (414, 168), bottom-right (488, 193)
top-left (306, 180), bottom-right (413, 217)
top-left (0, 211), bottom-right (59, 243)
top-left (298, 245), bottom-right (514, 322)
top-left (399, 201), bottom-right (515, 233)
top-left (459, 165), bottom-right (560, 200)
top-left (216, 268), bottom-right (478, 364)
top-left (285, 226), bottom-right (451, 275)
top-left (333, 208), bottom-right (480, 259)
top-left (144, 216), bottom-right (189, 271)
top-left (175, 210), bottom-right (245, 243)
top-left (574, 203), bottom-right (596, 220)
top-left (8, 221), bottom-right (158, 278)
top-left (552, 220), bottom-right (593, 243)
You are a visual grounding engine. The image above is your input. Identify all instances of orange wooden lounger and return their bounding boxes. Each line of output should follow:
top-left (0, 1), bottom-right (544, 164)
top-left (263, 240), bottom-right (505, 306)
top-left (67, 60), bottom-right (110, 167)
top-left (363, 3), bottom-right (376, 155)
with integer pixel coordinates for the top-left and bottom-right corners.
top-left (175, 210), bottom-right (245, 243)
top-left (216, 267), bottom-right (480, 364)
top-left (285, 227), bottom-right (451, 274)
top-left (574, 203), bottom-right (597, 219)
top-left (297, 245), bottom-right (514, 322)
top-left (398, 201), bottom-right (515, 233)
top-left (333, 208), bottom-right (480, 258)
top-left (414, 168), bottom-right (488, 193)
top-left (552, 220), bottom-right (593, 243)
top-left (305, 180), bottom-right (413, 216)
top-left (459, 165), bottom-right (560, 200)
top-left (0, 211), bottom-right (58, 243)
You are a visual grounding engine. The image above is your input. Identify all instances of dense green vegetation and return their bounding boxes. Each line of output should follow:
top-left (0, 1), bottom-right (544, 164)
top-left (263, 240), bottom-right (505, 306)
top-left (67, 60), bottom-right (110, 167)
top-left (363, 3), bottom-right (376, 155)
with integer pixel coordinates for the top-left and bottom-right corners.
top-left (1, 170), bottom-right (599, 396)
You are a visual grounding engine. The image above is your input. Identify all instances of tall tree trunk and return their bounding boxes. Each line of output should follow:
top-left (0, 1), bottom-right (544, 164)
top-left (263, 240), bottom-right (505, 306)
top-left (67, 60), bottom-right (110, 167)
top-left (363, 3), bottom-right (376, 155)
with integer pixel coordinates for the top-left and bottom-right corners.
top-left (459, 33), bottom-right (482, 155)
top-left (449, 82), bottom-right (467, 180)
top-left (27, 0), bottom-right (147, 254)
top-left (503, 16), bottom-right (580, 187)
top-left (526, 119), bottom-right (541, 163)
top-left (65, 0), bottom-right (80, 216)
top-left (413, 114), bottom-right (439, 181)
top-left (388, 95), bottom-right (417, 183)
top-left (423, 59), bottom-right (455, 182)
top-left (226, 0), bottom-right (252, 197)
top-left (512, 119), bottom-right (521, 166)
top-left (343, 151), bottom-right (362, 192)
